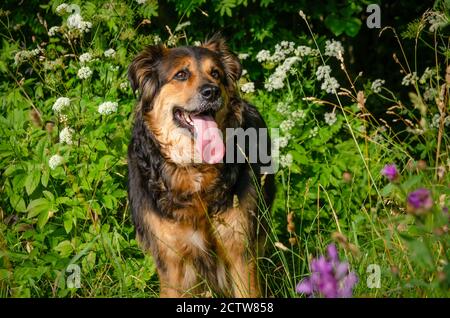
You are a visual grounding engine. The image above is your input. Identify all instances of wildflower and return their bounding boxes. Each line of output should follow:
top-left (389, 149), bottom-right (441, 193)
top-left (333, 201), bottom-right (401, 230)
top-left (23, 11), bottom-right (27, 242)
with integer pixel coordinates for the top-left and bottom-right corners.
top-left (427, 11), bottom-right (449, 32)
top-left (271, 41), bottom-right (295, 63)
top-left (14, 50), bottom-right (31, 65)
top-left (308, 127), bottom-right (319, 138)
top-left (238, 53), bottom-right (249, 60)
top-left (401, 72), bottom-right (418, 86)
top-left (296, 244), bottom-right (358, 298)
top-left (420, 67), bottom-right (434, 84)
top-left (48, 26), bottom-right (60, 36)
top-left (136, 0), bottom-right (147, 4)
top-left (381, 164), bottom-right (399, 182)
top-left (324, 40), bottom-right (344, 60)
top-left (67, 13), bottom-right (92, 33)
top-left (430, 113), bottom-right (440, 129)
top-left (240, 82), bottom-right (255, 94)
top-left (423, 87), bottom-right (437, 101)
top-left (48, 154), bottom-right (64, 170)
top-left (119, 82), bottom-right (128, 91)
top-left (292, 110), bottom-right (305, 119)
top-left (98, 101), bottom-right (118, 115)
top-left (264, 57), bottom-right (299, 91)
top-left (79, 52), bottom-right (92, 64)
top-left (276, 102), bottom-right (290, 115)
top-left (316, 65), bottom-right (331, 81)
top-left (277, 136), bottom-right (289, 148)
top-left (324, 112), bottom-right (337, 126)
top-left (371, 79), bottom-right (385, 93)
top-left (256, 50), bottom-right (271, 63)
top-left (241, 69), bottom-right (248, 76)
top-left (321, 76), bottom-right (340, 94)
top-left (280, 153), bottom-right (293, 168)
top-left (407, 188), bottom-right (433, 216)
top-left (52, 97), bottom-right (70, 113)
top-left (59, 127), bottom-right (74, 145)
top-left (104, 48), bottom-right (116, 58)
top-left (295, 45), bottom-right (316, 57)
top-left (280, 119), bottom-right (295, 132)
top-left (56, 3), bottom-right (68, 15)
top-left (77, 66), bottom-right (92, 80)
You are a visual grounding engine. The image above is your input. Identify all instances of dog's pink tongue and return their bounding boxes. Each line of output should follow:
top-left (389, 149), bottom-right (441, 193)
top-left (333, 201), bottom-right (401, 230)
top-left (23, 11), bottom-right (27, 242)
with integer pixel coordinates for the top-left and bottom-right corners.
top-left (191, 114), bottom-right (224, 164)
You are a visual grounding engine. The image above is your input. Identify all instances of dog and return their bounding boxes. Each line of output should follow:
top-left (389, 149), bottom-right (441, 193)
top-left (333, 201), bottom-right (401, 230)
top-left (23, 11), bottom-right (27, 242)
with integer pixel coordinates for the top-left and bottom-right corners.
top-left (127, 34), bottom-right (275, 297)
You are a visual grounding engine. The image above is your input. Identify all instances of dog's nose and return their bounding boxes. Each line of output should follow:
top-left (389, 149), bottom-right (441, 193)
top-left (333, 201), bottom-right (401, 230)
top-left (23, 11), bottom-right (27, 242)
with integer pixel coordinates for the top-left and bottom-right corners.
top-left (200, 84), bottom-right (220, 101)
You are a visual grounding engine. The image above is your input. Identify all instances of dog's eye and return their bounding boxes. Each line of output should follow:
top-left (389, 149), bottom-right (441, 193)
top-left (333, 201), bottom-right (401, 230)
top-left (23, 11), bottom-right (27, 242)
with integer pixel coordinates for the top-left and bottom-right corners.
top-left (174, 70), bottom-right (188, 81)
top-left (211, 69), bottom-right (220, 80)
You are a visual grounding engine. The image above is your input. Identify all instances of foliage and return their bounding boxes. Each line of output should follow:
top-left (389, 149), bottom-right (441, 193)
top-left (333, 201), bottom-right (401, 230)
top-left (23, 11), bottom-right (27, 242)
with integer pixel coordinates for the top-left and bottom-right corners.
top-left (0, 0), bottom-right (449, 297)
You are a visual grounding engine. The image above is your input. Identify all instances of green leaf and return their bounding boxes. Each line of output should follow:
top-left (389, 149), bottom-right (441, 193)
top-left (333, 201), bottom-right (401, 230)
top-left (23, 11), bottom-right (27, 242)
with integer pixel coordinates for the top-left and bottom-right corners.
top-left (27, 198), bottom-right (50, 218)
top-left (37, 210), bottom-right (51, 229)
top-left (41, 168), bottom-right (49, 188)
top-left (54, 240), bottom-right (73, 258)
top-left (325, 14), bottom-right (346, 36)
top-left (25, 169), bottom-right (41, 195)
top-left (63, 212), bottom-right (73, 234)
top-left (10, 194), bottom-right (27, 213)
top-left (344, 17), bottom-right (362, 37)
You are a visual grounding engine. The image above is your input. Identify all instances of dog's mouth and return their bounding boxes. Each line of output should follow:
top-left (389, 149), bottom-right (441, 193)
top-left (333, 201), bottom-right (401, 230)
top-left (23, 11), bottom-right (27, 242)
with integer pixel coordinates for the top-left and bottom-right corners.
top-left (172, 106), bottom-right (225, 164)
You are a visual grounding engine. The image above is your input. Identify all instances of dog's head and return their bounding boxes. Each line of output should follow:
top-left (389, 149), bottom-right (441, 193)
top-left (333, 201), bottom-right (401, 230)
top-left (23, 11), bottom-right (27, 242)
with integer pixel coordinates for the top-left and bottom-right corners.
top-left (128, 35), bottom-right (242, 165)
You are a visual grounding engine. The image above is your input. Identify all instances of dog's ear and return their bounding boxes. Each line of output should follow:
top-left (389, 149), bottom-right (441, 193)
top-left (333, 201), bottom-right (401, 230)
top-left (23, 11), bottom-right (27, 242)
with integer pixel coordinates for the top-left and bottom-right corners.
top-left (128, 45), bottom-right (166, 105)
top-left (202, 34), bottom-right (242, 84)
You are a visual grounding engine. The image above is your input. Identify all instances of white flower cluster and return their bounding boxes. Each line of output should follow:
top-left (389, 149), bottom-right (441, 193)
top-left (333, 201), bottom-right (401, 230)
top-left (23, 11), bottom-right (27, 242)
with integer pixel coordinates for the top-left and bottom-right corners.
top-left (276, 102), bottom-right (290, 115)
top-left (280, 119), bottom-right (295, 132)
top-left (60, 127), bottom-right (74, 145)
top-left (427, 11), bottom-right (449, 32)
top-left (402, 72), bottom-right (418, 86)
top-left (48, 26), bottom-right (60, 36)
top-left (324, 112), bottom-right (337, 126)
top-left (56, 3), bottom-right (68, 15)
top-left (423, 87), bottom-right (437, 101)
top-left (315, 65), bottom-right (340, 94)
top-left (324, 40), bottom-right (344, 60)
top-left (67, 13), bottom-right (92, 33)
top-left (292, 110), bottom-right (305, 119)
top-left (98, 101), bottom-right (118, 115)
top-left (256, 50), bottom-right (271, 63)
top-left (79, 52), bottom-right (92, 64)
top-left (277, 136), bottom-right (289, 149)
top-left (14, 48), bottom-right (43, 65)
top-left (280, 153), bottom-right (293, 168)
top-left (119, 82), bottom-right (128, 91)
top-left (77, 66), bottom-right (92, 80)
top-left (104, 48), bottom-right (116, 58)
top-left (264, 57), bottom-right (299, 91)
top-left (371, 79), bottom-right (385, 93)
top-left (238, 53), bottom-right (249, 60)
top-left (48, 154), bottom-right (64, 170)
top-left (294, 45), bottom-right (317, 58)
top-left (135, 0), bottom-right (148, 4)
top-left (52, 97), bottom-right (70, 113)
top-left (240, 82), bottom-right (255, 94)
top-left (271, 41), bottom-right (296, 63)
top-left (430, 114), bottom-right (450, 129)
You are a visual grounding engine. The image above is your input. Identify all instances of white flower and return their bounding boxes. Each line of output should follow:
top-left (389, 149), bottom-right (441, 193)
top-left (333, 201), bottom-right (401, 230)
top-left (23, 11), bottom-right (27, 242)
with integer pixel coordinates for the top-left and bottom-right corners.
top-left (241, 69), bottom-right (248, 76)
top-left (238, 53), bottom-right (249, 60)
top-left (48, 26), bottom-right (60, 36)
top-left (77, 66), bottom-right (92, 80)
top-left (135, 0), bottom-right (147, 4)
top-left (67, 13), bottom-right (92, 33)
top-left (401, 72), bottom-right (418, 86)
top-left (294, 45), bottom-right (316, 57)
top-left (316, 65), bottom-right (331, 81)
top-left (276, 102), bottom-right (290, 115)
top-left (271, 41), bottom-right (296, 63)
top-left (423, 87), bottom-right (437, 101)
top-left (308, 127), bottom-right (319, 138)
top-left (59, 127), bottom-right (74, 145)
top-left (98, 101), bottom-right (118, 115)
top-left (420, 67), bottom-right (434, 84)
top-left (240, 82), bottom-right (255, 94)
top-left (256, 50), bottom-right (271, 63)
top-left (79, 52), bottom-right (92, 64)
top-left (431, 113), bottom-right (440, 128)
top-left (371, 79), bottom-right (385, 93)
top-left (104, 48), bottom-right (116, 58)
top-left (280, 119), bottom-right (295, 132)
top-left (324, 40), bottom-right (344, 60)
top-left (52, 97), bottom-right (70, 113)
top-left (14, 51), bottom-right (30, 65)
top-left (48, 154), bottom-right (64, 170)
top-left (56, 3), bottom-right (68, 15)
top-left (324, 112), bottom-right (337, 126)
top-left (280, 153), bottom-right (293, 168)
top-left (264, 57), bottom-right (299, 91)
top-left (321, 76), bottom-right (340, 94)
top-left (277, 136), bottom-right (289, 148)
top-left (292, 110), bottom-right (305, 119)
top-left (119, 82), bottom-right (128, 91)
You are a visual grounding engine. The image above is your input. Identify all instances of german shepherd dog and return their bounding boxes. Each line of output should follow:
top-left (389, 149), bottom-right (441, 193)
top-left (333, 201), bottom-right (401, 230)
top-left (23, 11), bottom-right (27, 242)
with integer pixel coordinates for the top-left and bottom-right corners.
top-left (127, 34), bottom-right (275, 297)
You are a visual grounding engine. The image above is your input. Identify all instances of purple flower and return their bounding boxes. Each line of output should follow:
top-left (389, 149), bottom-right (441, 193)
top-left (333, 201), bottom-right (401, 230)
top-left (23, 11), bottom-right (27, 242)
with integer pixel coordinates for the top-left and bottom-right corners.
top-left (407, 188), bottom-right (433, 216)
top-left (296, 244), bottom-right (358, 298)
top-left (381, 164), bottom-right (399, 182)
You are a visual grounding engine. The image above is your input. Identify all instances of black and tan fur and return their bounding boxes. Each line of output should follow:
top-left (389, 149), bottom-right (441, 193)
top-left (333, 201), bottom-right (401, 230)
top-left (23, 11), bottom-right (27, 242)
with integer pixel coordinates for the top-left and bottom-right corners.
top-left (127, 35), bottom-right (275, 297)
